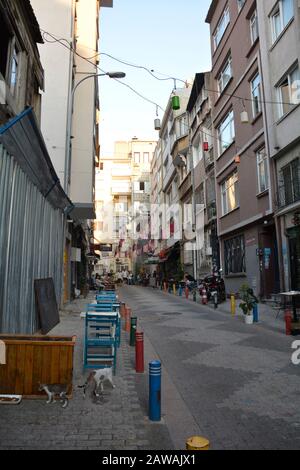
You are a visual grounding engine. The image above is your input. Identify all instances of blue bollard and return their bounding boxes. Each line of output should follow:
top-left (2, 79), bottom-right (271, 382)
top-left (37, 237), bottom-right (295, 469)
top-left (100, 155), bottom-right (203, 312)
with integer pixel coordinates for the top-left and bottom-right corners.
top-left (179, 286), bottom-right (183, 297)
top-left (149, 360), bottom-right (161, 422)
top-left (253, 303), bottom-right (259, 323)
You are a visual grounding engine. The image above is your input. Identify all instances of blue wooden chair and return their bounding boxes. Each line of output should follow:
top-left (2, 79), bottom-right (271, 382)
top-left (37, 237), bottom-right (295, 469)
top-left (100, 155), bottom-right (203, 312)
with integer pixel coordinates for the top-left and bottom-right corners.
top-left (84, 312), bottom-right (118, 373)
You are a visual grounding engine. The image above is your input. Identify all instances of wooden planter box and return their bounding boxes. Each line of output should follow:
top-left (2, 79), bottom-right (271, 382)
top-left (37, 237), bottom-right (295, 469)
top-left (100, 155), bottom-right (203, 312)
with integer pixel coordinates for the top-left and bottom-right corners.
top-left (0, 335), bottom-right (76, 398)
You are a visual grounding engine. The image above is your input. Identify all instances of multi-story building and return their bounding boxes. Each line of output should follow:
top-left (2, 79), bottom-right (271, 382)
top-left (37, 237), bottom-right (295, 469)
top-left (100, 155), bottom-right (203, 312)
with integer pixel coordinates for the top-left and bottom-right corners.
top-left (206, 0), bottom-right (278, 299)
top-left (257, 0), bottom-right (300, 292)
top-left (0, 0), bottom-right (71, 333)
top-left (31, 0), bottom-right (113, 300)
top-left (187, 72), bottom-right (218, 278)
top-left (94, 138), bottom-right (157, 275)
top-left (152, 86), bottom-right (192, 280)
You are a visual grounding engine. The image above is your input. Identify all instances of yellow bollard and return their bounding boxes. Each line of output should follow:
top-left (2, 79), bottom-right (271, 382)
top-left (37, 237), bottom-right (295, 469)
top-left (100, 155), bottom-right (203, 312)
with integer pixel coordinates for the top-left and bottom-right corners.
top-left (173, 284), bottom-right (177, 295)
top-left (231, 294), bottom-right (236, 316)
top-left (186, 436), bottom-right (210, 451)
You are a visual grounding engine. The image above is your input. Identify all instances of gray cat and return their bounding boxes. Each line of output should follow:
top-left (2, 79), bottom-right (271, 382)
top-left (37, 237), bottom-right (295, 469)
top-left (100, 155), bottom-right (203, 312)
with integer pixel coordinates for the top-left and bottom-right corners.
top-left (38, 383), bottom-right (69, 408)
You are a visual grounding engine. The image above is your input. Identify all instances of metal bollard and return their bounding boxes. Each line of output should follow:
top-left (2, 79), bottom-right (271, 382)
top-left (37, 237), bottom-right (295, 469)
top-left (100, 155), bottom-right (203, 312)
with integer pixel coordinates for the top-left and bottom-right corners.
top-left (135, 332), bottom-right (144, 373)
top-left (120, 302), bottom-right (126, 318)
top-left (213, 291), bottom-right (218, 309)
top-left (149, 360), bottom-right (161, 422)
top-left (193, 290), bottom-right (197, 302)
top-left (230, 294), bottom-right (236, 316)
top-left (253, 303), bottom-right (259, 323)
top-left (185, 287), bottom-right (189, 299)
top-left (124, 307), bottom-right (131, 332)
top-left (186, 436), bottom-right (210, 451)
top-left (130, 317), bottom-right (137, 346)
top-left (285, 310), bottom-right (292, 336)
top-left (168, 283), bottom-right (172, 294)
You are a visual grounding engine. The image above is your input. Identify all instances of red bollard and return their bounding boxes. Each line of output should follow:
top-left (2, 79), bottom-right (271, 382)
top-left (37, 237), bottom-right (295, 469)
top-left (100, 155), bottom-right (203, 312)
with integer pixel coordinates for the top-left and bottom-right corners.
top-left (185, 287), bottom-right (189, 299)
top-left (120, 302), bottom-right (126, 318)
top-left (124, 307), bottom-right (132, 332)
top-left (135, 332), bottom-right (144, 373)
top-left (285, 310), bottom-right (292, 336)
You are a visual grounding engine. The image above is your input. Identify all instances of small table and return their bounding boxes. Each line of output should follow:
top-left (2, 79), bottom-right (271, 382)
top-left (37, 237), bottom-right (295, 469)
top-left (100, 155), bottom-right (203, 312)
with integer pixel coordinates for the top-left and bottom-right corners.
top-left (280, 291), bottom-right (300, 323)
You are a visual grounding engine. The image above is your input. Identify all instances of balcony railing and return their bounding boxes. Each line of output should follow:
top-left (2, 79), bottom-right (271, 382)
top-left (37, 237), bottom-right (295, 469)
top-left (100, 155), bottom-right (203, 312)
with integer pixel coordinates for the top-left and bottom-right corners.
top-left (277, 182), bottom-right (300, 209)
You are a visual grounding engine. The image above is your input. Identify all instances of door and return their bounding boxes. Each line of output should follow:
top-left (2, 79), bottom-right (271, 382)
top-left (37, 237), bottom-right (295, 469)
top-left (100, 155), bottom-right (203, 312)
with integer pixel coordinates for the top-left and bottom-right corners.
top-left (289, 233), bottom-right (300, 291)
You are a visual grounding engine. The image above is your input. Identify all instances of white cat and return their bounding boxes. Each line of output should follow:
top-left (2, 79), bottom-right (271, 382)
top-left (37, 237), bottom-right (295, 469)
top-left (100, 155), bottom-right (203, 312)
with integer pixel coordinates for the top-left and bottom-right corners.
top-left (79, 368), bottom-right (115, 398)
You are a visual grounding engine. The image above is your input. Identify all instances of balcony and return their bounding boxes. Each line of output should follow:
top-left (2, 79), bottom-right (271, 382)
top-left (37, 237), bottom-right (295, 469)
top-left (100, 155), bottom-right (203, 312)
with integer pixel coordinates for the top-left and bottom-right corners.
top-left (178, 172), bottom-right (192, 200)
top-left (204, 147), bottom-right (214, 171)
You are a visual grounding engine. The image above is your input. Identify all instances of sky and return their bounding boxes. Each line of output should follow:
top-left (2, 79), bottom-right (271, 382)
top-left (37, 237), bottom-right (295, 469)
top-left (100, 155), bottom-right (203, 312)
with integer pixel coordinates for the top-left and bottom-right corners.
top-left (99, 0), bottom-right (212, 156)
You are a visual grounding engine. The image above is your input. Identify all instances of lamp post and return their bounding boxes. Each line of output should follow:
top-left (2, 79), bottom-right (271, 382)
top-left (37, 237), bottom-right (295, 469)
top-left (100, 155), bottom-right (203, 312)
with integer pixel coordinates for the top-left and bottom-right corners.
top-left (64, 71), bottom-right (126, 192)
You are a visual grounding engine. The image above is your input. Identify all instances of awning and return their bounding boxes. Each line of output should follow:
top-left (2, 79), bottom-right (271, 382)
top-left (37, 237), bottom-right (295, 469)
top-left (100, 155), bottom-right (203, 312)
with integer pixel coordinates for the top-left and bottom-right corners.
top-left (0, 108), bottom-right (73, 213)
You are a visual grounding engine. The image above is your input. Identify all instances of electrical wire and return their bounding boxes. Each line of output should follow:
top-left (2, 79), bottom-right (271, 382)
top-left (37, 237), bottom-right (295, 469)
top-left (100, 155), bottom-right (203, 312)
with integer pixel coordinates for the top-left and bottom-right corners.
top-left (40, 30), bottom-right (266, 160)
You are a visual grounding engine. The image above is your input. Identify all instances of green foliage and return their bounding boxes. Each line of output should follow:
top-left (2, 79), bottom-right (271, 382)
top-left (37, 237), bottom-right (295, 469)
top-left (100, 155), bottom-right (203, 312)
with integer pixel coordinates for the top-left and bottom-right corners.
top-left (239, 283), bottom-right (258, 316)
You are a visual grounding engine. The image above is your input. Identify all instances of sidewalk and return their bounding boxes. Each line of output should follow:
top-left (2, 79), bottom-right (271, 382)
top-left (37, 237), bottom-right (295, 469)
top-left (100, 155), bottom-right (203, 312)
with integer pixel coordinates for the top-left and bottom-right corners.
top-left (0, 292), bottom-right (173, 450)
top-left (160, 288), bottom-right (287, 336)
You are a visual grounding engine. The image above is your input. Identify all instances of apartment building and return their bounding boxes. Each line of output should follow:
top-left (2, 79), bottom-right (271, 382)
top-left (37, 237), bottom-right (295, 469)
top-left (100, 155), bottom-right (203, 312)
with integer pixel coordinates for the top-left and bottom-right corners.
top-left (187, 72), bottom-right (219, 278)
top-left (151, 87), bottom-right (192, 280)
top-left (0, 0), bottom-right (71, 333)
top-left (257, 0), bottom-right (300, 292)
top-left (94, 139), bottom-right (156, 275)
top-left (31, 0), bottom-right (113, 300)
top-left (206, 0), bottom-right (279, 299)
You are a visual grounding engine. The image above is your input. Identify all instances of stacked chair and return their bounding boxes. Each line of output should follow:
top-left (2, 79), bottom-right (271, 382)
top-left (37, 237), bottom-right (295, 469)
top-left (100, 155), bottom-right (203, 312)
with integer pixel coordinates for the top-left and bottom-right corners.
top-left (84, 284), bottom-right (121, 373)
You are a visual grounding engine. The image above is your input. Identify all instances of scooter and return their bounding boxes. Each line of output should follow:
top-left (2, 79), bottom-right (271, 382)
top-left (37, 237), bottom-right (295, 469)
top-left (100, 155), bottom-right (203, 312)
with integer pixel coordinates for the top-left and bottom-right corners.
top-left (198, 269), bottom-right (226, 305)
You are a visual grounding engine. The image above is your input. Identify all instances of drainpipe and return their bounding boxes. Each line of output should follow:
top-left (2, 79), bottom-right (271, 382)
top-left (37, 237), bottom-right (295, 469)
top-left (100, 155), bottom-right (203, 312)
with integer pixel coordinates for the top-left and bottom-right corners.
top-left (258, 50), bottom-right (285, 292)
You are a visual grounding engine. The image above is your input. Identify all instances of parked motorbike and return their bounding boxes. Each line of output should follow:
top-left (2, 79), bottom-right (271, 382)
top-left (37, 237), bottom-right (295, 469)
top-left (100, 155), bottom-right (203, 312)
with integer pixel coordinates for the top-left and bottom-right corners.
top-left (198, 268), bottom-right (226, 305)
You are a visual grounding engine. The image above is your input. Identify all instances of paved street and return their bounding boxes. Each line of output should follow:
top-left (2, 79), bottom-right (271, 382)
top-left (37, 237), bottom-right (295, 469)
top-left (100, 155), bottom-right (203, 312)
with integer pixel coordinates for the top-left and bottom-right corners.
top-left (119, 286), bottom-right (300, 450)
top-left (0, 293), bottom-right (173, 451)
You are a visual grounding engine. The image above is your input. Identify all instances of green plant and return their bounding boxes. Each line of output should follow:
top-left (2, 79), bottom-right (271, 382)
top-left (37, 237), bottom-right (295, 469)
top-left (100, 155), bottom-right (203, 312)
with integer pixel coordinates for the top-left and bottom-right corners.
top-left (239, 284), bottom-right (258, 316)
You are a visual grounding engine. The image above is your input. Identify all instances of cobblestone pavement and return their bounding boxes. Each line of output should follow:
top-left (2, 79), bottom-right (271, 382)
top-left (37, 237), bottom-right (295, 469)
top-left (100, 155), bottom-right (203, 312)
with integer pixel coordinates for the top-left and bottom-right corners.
top-left (0, 293), bottom-right (173, 450)
top-left (119, 286), bottom-right (300, 450)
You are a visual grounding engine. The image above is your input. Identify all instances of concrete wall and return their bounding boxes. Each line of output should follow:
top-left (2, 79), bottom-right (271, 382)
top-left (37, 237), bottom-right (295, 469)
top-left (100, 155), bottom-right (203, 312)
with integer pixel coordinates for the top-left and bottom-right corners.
top-left (31, 0), bottom-right (73, 188)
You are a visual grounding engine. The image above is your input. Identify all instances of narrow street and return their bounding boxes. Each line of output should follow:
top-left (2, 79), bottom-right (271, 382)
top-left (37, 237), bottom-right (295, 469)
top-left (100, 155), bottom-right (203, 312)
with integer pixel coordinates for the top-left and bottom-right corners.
top-left (119, 285), bottom-right (300, 450)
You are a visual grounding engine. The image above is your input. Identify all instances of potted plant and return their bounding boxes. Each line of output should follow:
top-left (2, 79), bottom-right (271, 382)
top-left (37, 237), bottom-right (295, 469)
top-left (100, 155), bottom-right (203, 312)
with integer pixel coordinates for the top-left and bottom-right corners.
top-left (239, 284), bottom-right (258, 325)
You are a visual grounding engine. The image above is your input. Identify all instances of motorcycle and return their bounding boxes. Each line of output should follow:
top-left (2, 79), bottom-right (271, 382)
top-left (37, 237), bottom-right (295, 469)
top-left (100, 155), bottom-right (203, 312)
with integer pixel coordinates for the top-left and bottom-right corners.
top-left (198, 268), bottom-right (226, 305)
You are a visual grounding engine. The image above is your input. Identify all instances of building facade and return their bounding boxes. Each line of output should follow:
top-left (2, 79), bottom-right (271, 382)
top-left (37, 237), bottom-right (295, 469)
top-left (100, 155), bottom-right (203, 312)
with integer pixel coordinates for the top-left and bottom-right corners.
top-left (257, 0), bottom-right (300, 292)
top-left (0, 0), bottom-right (71, 333)
top-left (206, 0), bottom-right (279, 299)
top-left (31, 0), bottom-right (113, 300)
top-left (187, 72), bottom-right (219, 278)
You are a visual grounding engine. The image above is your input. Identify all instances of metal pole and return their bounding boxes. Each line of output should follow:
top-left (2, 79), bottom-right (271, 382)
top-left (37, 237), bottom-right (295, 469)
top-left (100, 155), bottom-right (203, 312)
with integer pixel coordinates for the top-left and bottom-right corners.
top-left (149, 360), bottom-right (161, 421)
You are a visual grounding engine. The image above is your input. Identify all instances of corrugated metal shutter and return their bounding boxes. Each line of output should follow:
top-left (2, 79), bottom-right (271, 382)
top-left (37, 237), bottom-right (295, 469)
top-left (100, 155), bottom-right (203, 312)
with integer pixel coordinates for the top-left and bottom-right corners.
top-left (0, 144), bottom-right (64, 334)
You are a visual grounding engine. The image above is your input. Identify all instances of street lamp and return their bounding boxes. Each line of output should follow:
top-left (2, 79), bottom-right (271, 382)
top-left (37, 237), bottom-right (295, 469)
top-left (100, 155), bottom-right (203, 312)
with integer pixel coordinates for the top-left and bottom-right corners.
top-left (64, 71), bottom-right (126, 192)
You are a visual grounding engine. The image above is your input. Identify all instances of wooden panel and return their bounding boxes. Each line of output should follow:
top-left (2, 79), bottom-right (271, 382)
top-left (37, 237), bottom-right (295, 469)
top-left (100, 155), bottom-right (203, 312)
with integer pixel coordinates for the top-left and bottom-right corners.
top-left (0, 336), bottom-right (75, 397)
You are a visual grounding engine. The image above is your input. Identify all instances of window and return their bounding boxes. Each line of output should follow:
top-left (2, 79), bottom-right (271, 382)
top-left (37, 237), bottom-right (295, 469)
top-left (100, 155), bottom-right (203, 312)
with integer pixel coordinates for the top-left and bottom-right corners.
top-left (251, 74), bottom-right (262, 118)
top-left (9, 44), bottom-right (19, 95)
top-left (224, 235), bottom-right (246, 274)
top-left (217, 110), bottom-right (235, 155)
top-left (213, 6), bottom-right (230, 50)
top-left (280, 158), bottom-right (300, 207)
top-left (143, 152), bottom-right (150, 164)
top-left (237, 0), bottom-right (246, 12)
top-left (257, 148), bottom-right (269, 193)
top-left (270, 0), bottom-right (294, 43)
top-left (218, 56), bottom-right (232, 94)
top-left (250, 10), bottom-right (259, 44)
top-left (0, 15), bottom-right (11, 78)
top-left (276, 64), bottom-right (300, 118)
top-left (100, 162), bottom-right (104, 170)
top-left (221, 171), bottom-right (239, 215)
top-left (134, 152), bottom-right (140, 164)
